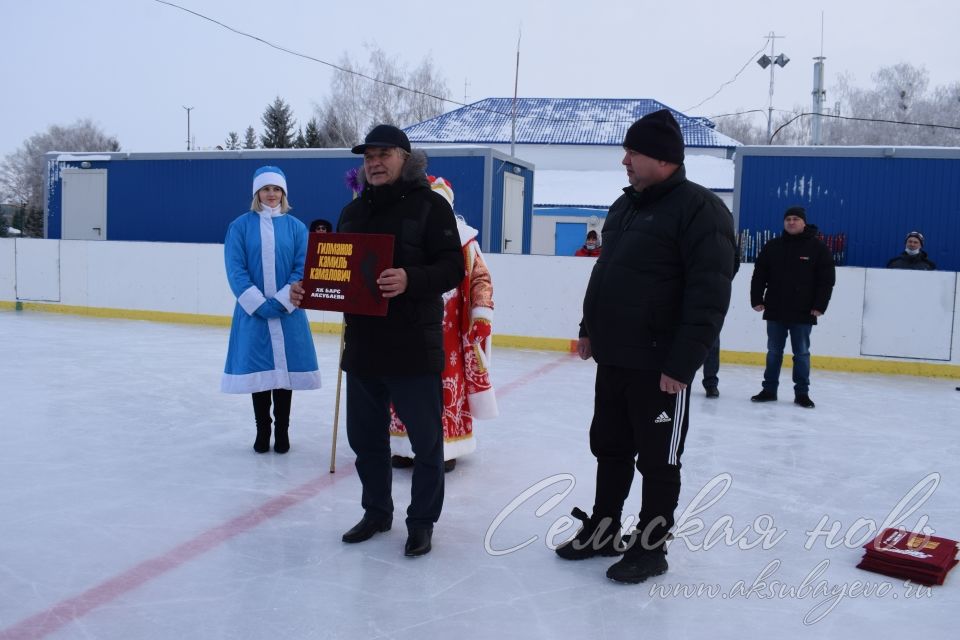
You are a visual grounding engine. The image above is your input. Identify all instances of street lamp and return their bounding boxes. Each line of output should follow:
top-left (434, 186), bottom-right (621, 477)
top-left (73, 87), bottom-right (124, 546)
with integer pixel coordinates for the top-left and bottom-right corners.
top-left (756, 32), bottom-right (789, 143)
top-left (182, 106), bottom-right (194, 151)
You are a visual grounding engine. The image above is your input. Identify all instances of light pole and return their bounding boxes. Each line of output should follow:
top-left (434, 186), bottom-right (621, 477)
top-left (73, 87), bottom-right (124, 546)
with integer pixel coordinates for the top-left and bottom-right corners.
top-left (756, 32), bottom-right (789, 144)
top-left (182, 106), bottom-right (194, 151)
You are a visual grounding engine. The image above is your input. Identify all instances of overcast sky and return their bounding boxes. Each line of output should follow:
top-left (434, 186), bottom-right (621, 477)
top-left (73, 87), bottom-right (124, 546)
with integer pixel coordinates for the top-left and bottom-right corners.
top-left (2, 0), bottom-right (957, 158)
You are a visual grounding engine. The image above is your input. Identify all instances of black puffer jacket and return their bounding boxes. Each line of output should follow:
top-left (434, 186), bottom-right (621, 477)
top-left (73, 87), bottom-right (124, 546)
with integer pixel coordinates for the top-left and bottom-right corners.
top-left (580, 166), bottom-right (737, 385)
top-left (886, 251), bottom-right (936, 271)
top-left (337, 161), bottom-right (463, 375)
top-left (750, 224), bottom-right (836, 325)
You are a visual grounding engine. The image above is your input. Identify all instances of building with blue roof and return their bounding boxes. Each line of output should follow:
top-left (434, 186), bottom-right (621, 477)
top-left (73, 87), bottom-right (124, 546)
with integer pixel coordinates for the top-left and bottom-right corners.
top-left (405, 98), bottom-right (740, 255)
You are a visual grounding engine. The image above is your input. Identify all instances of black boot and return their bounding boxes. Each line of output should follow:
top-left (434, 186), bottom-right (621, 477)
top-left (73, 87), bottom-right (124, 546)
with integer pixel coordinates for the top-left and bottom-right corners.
top-left (273, 424), bottom-right (290, 453)
top-left (555, 507), bottom-right (623, 560)
top-left (272, 389), bottom-right (292, 453)
top-left (606, 545), bottom-right (668, 584)
top-left (253, 423), bottom-right (271, 454)
top-left (251, 391), bottom-right (273, 453)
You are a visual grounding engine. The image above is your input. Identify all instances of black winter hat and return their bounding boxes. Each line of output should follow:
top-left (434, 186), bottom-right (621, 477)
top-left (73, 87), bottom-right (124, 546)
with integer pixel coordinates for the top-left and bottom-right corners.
top-left (784, 206), bottom-right (807, 221)
top-left (351, 124), bottom-right (411, 154)
top-left (905, 231), bottom-right (924, 247)
top-left (622, 109), bottom-right (685, 164)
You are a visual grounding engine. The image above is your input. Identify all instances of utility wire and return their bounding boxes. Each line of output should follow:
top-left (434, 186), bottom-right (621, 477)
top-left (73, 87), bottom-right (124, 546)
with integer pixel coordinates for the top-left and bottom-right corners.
top-left (683, 42), bottom-right (769, 113)
top-left (154, 0), bottom-right (958, 135)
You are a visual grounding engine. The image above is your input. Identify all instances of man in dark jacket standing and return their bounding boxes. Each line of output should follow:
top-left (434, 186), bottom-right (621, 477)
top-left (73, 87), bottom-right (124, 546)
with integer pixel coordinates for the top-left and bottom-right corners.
top-left (750, 206), bottom-right (836, 409)
top-left (336, 124), bottom-right (464, 557)
top-left (555, 110), bottom-right (737, 584)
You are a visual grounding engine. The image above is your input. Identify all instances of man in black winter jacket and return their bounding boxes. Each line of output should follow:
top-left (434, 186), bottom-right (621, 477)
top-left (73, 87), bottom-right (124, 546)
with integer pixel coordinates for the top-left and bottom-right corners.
top-left (555, 109), bottom-right (737, 585)
top-left (749, 206), bottom-right (836, 409)
top-left (886, 231), bottom-right (936, 270)
top-left (329, 125), bottom-right (463, 558)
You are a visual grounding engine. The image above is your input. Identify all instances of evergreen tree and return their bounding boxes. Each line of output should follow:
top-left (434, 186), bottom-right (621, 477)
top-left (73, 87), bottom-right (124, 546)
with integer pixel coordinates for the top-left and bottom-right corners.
top-left (243, 126), bottom-right (258, 149)
top-left (224, 131), bottom-right (241, 150)
top-left (23, 206), bottom-right (44, 238)
top-left (260, 97), bottom-right (296, 148)
top-left (304, 117), bottom-right (322, 148)
top-left (293, 128), bottom-right (307, 149)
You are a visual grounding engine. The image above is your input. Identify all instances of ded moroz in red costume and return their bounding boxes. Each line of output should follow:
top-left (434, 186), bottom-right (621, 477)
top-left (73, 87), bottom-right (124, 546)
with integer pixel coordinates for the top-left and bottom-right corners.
top-left (389, 176), bottom-right (498, 461)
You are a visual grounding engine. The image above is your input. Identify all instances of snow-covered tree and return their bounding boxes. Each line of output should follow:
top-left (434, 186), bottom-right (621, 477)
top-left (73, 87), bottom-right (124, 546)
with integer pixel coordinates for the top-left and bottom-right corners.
top-left (224, 131), bottom-right (241, 150)
top-left (260, 97), bottom-right (296, 149)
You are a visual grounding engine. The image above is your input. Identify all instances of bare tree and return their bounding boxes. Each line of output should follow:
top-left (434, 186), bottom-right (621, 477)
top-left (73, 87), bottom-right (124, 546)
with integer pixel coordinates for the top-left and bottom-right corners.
top-left (314, 46), bottom-right (449, 148)
top-left (0, 119), bottom-right (119, 236)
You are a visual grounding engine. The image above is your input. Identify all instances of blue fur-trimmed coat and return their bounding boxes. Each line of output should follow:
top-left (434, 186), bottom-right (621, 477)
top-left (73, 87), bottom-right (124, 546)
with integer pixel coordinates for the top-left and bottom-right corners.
top-left (221, 207), bottom-right (321, 393)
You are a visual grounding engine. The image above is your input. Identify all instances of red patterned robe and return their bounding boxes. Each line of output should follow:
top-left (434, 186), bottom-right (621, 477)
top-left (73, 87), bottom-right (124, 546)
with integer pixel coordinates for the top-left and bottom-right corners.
top-left (389, 219), bottom-right (497, 460)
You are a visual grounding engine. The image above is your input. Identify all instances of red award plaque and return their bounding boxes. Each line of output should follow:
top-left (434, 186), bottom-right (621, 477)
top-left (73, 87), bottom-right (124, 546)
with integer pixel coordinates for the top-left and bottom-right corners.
top-left (299, 232), bottom-right (394, 316)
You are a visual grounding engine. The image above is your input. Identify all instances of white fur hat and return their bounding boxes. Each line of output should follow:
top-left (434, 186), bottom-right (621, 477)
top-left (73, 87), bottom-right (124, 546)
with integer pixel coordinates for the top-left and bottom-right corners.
top-left (429, 175), bottom-right (454, 208)
top-left (252, 166), bottom-right (288, 197)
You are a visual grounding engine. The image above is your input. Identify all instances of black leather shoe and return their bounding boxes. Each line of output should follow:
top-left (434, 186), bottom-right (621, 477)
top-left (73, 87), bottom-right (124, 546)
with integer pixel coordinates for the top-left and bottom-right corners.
top-left (342, 516), bottom-right (391, 543)
top-left (444, 458), bottom-right (457, 473)
top-left (794, 394), bottom-right (815, 409)
top-left (404, 528), bottom-right (433, 557)
top-left (391, 455), bottom-right (414, 469)
top-left (705, 386), bottom-right (719, 398)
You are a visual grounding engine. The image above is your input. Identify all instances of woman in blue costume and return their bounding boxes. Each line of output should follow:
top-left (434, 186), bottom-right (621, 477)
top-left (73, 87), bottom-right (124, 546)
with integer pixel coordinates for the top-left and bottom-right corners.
top-left (221, 166), bottom-right (320, 453)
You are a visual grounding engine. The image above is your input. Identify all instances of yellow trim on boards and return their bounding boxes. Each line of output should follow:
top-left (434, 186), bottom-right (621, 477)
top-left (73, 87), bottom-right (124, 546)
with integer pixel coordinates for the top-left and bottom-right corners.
top-left (4, 302), bottom-right (959, 379)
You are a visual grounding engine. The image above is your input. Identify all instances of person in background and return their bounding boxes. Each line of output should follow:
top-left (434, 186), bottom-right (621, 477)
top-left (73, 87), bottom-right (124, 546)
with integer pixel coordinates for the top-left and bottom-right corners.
top-left (390, 176), bottom-right (498, 473)
top-left (309, 218), bottom-right (334, 234)
top-left (221, 166), bottom-right (321, 454)
top-left (575, 229), bottom-right (601, 257)
top-left (750, 206), bottom-right (836, 409)
top-left (701, 240), bottom-right (741, 398)
top-left (558, 109), bottom-right (736, 585)
top-left (886, 231), bottom-right (936, 270)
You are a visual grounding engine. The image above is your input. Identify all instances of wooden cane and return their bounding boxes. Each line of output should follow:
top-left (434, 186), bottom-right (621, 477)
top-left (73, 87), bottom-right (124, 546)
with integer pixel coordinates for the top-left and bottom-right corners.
top-left (329, 319), bottom-right (346, 473)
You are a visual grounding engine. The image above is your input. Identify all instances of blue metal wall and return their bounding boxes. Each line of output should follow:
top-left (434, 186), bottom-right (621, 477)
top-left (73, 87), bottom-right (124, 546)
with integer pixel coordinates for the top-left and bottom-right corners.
top-left (47, 153), bottom-right (508, 249)
top-left (737, 152), bottom-right (960, 271)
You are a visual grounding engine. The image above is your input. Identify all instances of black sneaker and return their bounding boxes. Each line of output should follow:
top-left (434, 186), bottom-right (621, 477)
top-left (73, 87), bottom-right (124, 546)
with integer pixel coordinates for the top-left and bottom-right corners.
top-left (606, 548), bottom-right (668, 584)
top-left (751, 390), bottom-right (777, 402)
top-left (555, 508), bottom-right (623, 560)
top-left (705, 386), bottom-right (719, 398)
top-left (794, 394), bottom-right (815, 408)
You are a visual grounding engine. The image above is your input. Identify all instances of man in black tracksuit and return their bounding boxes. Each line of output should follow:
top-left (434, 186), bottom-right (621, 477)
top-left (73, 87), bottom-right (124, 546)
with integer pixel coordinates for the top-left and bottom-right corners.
top-left (336, 125), bottom-right (464, 557)
top-left (556, 110), bottom-right (737, 584)
top-left (749, 206), bottom-right (835, 409)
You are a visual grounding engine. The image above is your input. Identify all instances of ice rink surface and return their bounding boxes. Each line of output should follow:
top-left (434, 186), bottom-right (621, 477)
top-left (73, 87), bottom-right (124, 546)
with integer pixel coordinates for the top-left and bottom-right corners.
top-left (1, 310), bottom-right (958, 639)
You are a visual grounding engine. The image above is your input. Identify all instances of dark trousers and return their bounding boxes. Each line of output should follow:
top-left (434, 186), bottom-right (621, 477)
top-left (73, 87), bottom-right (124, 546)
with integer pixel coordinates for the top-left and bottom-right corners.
top-left (590, 365), bottom-right (691, 549)
top-left (252, 389), bottom-right (292, 427)
top-left (701, 337), bottom-right (720, 389)
top-left (762, 321), bottom-right (813, 394)
top-left (346, 372), bottom-right (444, 530)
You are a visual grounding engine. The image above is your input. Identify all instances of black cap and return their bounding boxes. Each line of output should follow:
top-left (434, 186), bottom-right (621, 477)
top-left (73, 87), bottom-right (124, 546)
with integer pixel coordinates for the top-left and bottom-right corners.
top-left (784, 206), bottom-right (807, 221)
top-left (622, 109), bottom-right (685, 164)
top-left (351, 124), bottom-right (411, 154)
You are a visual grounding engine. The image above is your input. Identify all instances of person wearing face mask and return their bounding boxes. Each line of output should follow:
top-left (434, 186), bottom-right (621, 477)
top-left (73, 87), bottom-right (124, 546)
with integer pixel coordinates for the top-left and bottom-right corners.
top-left (886, 231), bottom-right (936, 270)
top-left (575, 229), bottom-right (602, 257)
top-left (221, 166), bottom-right (321, 454)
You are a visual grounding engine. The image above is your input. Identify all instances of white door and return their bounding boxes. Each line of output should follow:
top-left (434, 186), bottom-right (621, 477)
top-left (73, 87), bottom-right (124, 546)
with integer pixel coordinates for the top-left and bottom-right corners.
top-left (502, 173), bottom-right (524, 254)
top-left (61, 169), bottom-right (107, 240)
